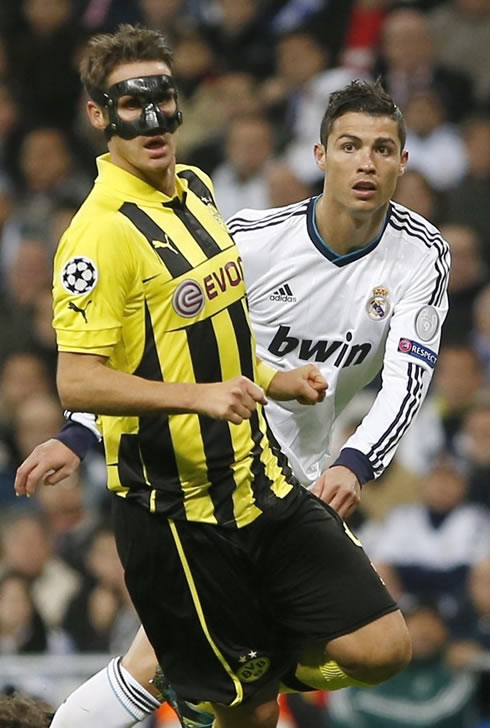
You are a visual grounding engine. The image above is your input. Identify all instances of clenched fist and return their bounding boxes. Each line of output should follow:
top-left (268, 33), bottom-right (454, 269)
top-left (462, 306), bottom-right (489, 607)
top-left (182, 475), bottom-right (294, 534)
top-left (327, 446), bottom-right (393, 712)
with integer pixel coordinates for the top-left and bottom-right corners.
top-left (195, 376), bottom-right (268, 425)
top-left (268, 364), bottom-right (327, 405)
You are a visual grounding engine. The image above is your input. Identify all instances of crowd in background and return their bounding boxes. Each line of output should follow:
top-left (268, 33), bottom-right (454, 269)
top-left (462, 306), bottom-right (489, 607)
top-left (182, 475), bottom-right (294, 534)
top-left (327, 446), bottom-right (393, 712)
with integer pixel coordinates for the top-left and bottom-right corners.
top-left (0, 0), bottom-right (489, 726)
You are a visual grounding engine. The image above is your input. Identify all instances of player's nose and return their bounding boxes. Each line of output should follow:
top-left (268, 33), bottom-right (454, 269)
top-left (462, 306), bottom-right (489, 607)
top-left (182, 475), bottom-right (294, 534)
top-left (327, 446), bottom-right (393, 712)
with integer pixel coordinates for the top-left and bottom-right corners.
top-left (357, 147), bottom-right (376, 171)
top-left (358, 158), bottom-right (375, 173)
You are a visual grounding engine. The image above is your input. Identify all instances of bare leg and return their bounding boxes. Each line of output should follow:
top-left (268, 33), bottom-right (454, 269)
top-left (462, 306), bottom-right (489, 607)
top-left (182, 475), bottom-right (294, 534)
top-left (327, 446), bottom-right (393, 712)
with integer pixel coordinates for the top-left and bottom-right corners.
top-left (295, 610), bottom-right (412, 692)
top-left (55, 609), bottom-right (408, 728)
top-left (326, 610), bottom-right (411, 684)
top-left (122, 611), bottom-right (411, 708)
top-left (212, 682), bottom-right (279, 728)
top-left (121, 625), bottom-right (161, 699)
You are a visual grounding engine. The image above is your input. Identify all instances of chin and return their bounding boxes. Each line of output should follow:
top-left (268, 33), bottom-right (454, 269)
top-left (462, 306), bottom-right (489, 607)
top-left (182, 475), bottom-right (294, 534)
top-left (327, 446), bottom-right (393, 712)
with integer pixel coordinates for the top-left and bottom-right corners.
top-left (146, 156), bottom-right (172, 172)
top-left (349, 201), bottom-right (377, 214)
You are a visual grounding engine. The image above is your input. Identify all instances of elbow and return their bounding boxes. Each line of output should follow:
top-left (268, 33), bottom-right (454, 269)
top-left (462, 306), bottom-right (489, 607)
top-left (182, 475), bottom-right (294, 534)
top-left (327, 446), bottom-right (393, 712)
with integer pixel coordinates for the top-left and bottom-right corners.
top-left (56, 371), bottom-right (94, 412)
top-left (56, 353), bottom-right (106, 412)
top-left (57, 379), bottom-right (86, 411)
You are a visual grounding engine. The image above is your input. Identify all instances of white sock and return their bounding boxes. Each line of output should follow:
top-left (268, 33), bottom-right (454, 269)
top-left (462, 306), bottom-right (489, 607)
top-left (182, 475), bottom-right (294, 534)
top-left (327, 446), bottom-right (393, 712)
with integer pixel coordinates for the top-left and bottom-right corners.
top-left (51, 656), bottom-right (162, 727)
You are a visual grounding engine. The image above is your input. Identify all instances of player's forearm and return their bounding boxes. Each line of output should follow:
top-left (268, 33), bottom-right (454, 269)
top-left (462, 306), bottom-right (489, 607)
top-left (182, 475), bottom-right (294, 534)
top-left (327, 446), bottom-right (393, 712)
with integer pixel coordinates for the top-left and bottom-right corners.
top-left (57, 354), bottom-right (205, 416)
top-left (266, 370), bottom-right (297, 400)
top-left (266, 364), bottom-right (327, 403)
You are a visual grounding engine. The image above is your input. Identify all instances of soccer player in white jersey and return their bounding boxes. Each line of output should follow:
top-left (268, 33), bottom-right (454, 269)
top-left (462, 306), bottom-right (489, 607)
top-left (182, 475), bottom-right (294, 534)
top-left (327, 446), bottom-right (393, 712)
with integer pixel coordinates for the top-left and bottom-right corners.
top-left (16, 80), bottom-right (449, 728)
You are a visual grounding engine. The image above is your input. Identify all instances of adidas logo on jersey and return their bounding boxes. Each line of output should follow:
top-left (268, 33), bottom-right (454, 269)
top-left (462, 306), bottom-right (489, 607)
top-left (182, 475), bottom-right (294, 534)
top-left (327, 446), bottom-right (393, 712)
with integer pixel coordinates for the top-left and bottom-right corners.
top-left (270, 283), bottom-right (296, 303)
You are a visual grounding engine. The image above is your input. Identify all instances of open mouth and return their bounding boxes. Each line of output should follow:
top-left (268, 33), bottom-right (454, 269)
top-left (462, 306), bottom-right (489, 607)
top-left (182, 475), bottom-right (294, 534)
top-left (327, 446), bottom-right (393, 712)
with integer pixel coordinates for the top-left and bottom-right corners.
top-left (144, 136), bottom-right (167, 150)
top-left (353, 181), bottom-right (377, 191)
top-left (352, 180), bottom-right (377, 198)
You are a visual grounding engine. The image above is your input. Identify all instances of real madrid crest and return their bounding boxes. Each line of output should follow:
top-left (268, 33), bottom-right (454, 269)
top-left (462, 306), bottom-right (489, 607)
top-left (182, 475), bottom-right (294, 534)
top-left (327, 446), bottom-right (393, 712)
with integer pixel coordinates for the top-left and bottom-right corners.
top-left (366, 286), bottom-right (390, 321)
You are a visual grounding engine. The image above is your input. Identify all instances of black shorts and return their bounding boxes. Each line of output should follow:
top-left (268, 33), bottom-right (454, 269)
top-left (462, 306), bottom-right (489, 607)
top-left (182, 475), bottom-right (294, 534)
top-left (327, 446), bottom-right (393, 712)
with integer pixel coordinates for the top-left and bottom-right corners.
top-left (113, 486), bottom-right (396, 706)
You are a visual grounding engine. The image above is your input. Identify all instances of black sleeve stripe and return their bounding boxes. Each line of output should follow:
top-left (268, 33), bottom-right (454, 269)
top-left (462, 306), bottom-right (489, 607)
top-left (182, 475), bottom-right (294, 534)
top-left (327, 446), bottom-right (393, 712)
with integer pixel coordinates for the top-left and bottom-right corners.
top-left (391, 206), bottom-right (440, 239)
top-left (227, 208), bottom-right (308, 236)
top-left (433, 244), bottom-right (450, 307)
top-left (227, 201), bottom-right (308, 232)
top-left (367, 362), bottom-right (416, 461)
top-left (368, 363), bottom-right (425, 472)
top-left (391, 208), bottom-right (451, 305)
top-left (389, 217), bottom-right (438, 249)
top-left (370, 368), bottom-right (425, 475)
top-left (389, 212), bottom-right (450, 307)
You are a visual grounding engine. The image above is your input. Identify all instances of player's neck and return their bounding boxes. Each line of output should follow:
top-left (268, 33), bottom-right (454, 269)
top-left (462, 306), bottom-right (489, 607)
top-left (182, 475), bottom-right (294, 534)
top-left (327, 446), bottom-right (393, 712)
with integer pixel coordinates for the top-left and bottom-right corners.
top-left (109, 153), bottom-right (177, 197)
top-left (315, 195), bottom-right (389, 256)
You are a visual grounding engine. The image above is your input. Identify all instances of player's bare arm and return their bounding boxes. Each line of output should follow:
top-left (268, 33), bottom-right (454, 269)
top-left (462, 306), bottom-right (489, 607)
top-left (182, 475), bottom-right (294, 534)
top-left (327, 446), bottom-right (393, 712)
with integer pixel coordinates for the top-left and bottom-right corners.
top-left (267, 363), bottom-right (327, 405)
top-left (14, 439), bottom-right (81, 498)
top-left (15, 364), bottom-right (327, 499)
top-left (312, 466), bottom-right (361, 518)
top-left (57, 352), bottom-right (267, 424)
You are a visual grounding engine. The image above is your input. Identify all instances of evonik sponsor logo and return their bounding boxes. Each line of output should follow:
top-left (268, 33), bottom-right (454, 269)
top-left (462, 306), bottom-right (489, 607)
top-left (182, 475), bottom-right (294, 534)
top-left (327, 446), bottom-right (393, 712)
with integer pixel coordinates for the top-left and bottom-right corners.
top-left (202, 256), bottom-right (244, 299)
top-left (172, 255), bottom-right (245, 317)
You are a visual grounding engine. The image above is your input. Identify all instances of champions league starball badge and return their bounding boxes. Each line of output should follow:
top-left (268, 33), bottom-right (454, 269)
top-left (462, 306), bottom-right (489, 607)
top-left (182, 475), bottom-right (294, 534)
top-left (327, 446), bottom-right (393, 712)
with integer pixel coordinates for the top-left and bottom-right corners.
top-left (61, 256), bottom-right (98, 295)
top-left (366, 286), bottom-right (390, 320)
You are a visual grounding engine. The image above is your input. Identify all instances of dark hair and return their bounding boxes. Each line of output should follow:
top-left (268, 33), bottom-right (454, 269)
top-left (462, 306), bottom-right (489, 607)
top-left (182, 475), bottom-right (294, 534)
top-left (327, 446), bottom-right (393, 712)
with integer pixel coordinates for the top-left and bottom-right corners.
top-left (80, 24), bottom-right (174, 93)
top-left (320, 79), bottom-right (406, 149)
top-left (0, 693), bottom-right (52, 728)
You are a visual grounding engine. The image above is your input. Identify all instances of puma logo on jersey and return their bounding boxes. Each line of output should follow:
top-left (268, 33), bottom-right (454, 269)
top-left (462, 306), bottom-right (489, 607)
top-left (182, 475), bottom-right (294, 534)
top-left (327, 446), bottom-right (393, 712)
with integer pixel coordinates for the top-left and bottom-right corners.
top-left (152, 235), bottom-right (179, 254)
top-left (268, 326), bottom-right (372, 366)
top-left (68, 300), bottom-right (92, 323)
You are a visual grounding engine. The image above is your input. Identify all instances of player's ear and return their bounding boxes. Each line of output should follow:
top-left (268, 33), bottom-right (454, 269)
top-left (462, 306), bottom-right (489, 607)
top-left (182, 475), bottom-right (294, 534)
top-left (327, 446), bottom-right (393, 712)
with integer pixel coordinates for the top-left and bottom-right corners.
top-left (399, 150), bottom-right (408, 176)
top-left (314, 143), bottom-right (326, 171)
top-left (87, 100), bottom-right (108, 131)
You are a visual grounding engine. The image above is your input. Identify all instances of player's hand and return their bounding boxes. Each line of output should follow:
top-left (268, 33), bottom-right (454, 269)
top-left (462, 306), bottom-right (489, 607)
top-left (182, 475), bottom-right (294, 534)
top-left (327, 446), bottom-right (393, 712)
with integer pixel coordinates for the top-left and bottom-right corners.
top-left (312, 466), bottom-right (361, 518)
top-left (267, 364), bottom-right (327, 404)
top-left (14, 439), bottom-right (81, 498)
top-left (197, 376), bottom-right (268, 425)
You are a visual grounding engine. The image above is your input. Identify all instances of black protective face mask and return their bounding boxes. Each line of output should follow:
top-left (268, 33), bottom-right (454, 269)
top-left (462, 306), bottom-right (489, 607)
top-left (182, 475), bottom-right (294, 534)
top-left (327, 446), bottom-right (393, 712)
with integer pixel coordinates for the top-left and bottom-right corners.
top-left (88, 74), bottom-right (183, 140)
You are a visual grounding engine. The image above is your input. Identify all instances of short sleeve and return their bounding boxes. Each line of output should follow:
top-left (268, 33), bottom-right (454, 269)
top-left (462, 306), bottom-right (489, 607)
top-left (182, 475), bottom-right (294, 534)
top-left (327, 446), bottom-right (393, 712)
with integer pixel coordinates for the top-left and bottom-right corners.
top-left (53, 214), bottom-right (138, 356)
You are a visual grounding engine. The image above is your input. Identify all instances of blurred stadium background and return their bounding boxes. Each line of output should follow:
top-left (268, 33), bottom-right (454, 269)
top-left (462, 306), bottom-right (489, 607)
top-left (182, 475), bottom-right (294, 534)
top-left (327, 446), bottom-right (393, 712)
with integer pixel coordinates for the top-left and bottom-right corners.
top-left (0, 0), bottom-right (489, 725)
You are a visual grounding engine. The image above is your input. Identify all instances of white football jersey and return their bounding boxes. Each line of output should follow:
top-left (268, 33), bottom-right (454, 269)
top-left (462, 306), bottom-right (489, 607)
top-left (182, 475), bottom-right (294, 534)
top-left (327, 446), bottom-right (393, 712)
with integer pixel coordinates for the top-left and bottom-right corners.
top-left (227, 198), bottom-right (450, 486)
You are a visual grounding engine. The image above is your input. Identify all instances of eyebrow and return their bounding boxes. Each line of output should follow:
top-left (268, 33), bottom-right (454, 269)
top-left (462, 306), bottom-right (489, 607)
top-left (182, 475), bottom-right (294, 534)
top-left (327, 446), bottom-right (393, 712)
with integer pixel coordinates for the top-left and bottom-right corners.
top-left (337, 134), bottom-right (397, 146)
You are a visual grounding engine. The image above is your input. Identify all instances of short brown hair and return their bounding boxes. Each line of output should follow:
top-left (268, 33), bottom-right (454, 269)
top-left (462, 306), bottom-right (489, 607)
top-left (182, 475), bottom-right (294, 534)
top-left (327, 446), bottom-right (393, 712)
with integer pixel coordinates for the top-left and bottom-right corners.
top-left (320, 79), bottom-right (406, 149)
top-left (80, 24), bottom-right (174, 93)
top-left (0, 693), bottom-right (52, 728)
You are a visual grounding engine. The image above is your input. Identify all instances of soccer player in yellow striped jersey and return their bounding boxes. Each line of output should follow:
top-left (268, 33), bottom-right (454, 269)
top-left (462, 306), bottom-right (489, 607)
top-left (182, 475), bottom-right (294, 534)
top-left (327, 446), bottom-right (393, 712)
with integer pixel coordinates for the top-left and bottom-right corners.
top-left (40, 27), bottom-right (409, 728)
top-left (54, 131), bottom-right (300, 528)
top-left (53, 41), bottom-right (324, 530)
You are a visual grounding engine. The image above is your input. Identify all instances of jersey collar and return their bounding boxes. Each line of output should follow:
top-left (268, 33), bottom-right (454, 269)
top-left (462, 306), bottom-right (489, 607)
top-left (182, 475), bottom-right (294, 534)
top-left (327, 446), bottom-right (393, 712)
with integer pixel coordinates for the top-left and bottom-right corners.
top-left (94, 153), bottom-right (186, 206)
top-left (307, 195), bottom-right (393, 267)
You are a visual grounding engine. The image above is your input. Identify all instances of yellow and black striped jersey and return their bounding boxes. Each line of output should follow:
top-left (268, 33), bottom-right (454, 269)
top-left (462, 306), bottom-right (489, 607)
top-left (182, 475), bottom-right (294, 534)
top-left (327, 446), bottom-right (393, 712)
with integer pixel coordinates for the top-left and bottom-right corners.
top-left (53, 154), bottom-right (296, 527)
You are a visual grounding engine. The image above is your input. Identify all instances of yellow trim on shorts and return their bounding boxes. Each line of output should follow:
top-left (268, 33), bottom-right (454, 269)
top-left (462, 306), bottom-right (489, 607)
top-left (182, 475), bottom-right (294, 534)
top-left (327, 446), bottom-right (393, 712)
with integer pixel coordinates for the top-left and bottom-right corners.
top-left (168, 519), bottom-right (244, 706)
